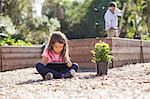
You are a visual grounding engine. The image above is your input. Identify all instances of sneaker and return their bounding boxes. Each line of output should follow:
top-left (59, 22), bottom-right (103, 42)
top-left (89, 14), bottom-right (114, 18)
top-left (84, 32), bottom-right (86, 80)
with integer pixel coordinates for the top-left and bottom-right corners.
top-left (44, 72), bottom-right (53, 80)
top-left (64, 69), bottom-right (76, 78)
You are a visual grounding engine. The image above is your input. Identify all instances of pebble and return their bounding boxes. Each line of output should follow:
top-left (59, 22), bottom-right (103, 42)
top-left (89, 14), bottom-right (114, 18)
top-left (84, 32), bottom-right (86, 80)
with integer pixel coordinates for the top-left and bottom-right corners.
top-left (0, 63), bottom-right (150, 99)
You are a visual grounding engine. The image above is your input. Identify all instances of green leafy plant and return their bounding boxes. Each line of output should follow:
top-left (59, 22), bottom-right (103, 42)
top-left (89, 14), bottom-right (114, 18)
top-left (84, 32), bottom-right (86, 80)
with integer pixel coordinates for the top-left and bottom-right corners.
top-left (0, 36), bottom-right (32, 46)
top-left (91, 40), bottom-right (112, 63)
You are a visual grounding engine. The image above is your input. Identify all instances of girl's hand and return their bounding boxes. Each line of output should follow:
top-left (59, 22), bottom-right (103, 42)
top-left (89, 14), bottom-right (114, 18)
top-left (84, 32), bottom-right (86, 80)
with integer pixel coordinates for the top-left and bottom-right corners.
top-left (66, 60), bottom-right (72, 67)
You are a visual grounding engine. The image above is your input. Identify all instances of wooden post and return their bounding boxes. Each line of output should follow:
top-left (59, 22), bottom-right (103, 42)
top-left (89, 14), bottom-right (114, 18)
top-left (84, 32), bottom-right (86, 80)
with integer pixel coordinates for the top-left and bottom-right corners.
top-left (140, 41), bottom-right (144, 63)
top-left (0, 0), bottom-right (2, 13)
top-left (148, 0), bottom-right (150, 35)
top-left (0, 46), bottom-right (2, 71)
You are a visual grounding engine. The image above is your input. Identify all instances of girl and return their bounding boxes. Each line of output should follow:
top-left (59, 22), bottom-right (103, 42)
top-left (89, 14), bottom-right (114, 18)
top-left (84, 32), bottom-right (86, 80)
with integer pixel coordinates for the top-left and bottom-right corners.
top-left (36, 31), bottom-right (79, 80)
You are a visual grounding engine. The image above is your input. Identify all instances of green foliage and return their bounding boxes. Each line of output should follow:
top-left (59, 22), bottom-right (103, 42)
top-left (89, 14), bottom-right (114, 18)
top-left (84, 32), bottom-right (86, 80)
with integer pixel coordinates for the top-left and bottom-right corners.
top-left (61, 0), bottom-right (111, 39)
top-left (91, 41), bottom-right (112, 63)
top-left (62, 0), bottom-right (90, 26)
top-left (126, 0), bottom-right (147, 38)
top-left (1, 0), bottom-right (148, 44)
top-left (141, 34), bottom-right (150, 41)
top-left (43, 0), bottom-right (148, 39)
top-left (26, 16), bottom-right (60, 33)
top-left (115, 0), bottom-right (147, 39)
top-left (0, 37), bottom-right (15, 46)
top-left (0, 36), bottom-right (32, 46)
top-left (0, 0), bottom-right (60, 44)
top-left (61, 0), bottom-right (94, 38)
top-left (42, 0), bottom-right (56, 18)
top-left (24, 16), bottom-right (60, 44)
top-left (14, 39), bottom-right (32, 46)
top-left (0, 15), bottom-right (16, 34)
top-left (1, 0), bottom-right (31, 26)
top-left (0, 15), bottom-right (60, 44)
top-left (43, 0), bottom-right (111, 39)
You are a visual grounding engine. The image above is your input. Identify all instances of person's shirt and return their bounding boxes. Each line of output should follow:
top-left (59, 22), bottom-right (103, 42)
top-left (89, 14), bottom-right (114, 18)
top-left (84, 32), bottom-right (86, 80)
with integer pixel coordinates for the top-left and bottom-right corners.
top-left (42, 48), bottom-right (62, 63)
top-left (104, 8), bottom-right (122, 31)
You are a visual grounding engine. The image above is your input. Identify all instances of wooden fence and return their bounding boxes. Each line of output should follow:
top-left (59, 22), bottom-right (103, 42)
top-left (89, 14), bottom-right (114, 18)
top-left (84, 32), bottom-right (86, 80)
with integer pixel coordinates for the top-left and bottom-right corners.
top-left (69, 38), bottom-right (97, 69)
top-left (0, 37), bottom-right (150, 71)
top-left (143, 41), bottom-right (150, 62)
top-left (110, 38), bottom-right (142, 67)
top-left (0, 46), bottom-right (41, 71)
top-left (69, 37), bottom-right (150, 69)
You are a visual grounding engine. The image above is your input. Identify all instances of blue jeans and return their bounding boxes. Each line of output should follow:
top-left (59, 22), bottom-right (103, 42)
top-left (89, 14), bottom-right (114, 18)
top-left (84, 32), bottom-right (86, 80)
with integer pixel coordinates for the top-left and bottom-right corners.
top-left (36, 63), bottom-right (79, 79)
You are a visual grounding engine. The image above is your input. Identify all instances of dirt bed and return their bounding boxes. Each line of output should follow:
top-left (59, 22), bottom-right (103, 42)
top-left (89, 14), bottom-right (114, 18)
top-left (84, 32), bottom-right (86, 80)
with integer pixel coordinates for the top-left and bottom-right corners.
top-left (0, 63), bottom-right (150, 99)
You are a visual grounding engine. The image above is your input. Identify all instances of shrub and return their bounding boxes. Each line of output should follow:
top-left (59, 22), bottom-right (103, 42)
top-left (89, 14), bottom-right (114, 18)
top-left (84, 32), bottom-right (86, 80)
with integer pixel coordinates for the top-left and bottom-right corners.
top-left (0, 36), bottom-right (32, 46)
top-left (91, 40), bottom-right (112, 63)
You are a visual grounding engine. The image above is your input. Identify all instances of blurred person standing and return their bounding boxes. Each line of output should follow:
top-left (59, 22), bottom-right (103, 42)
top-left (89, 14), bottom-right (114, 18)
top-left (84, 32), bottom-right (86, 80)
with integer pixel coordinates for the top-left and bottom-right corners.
top-left (104, 1), bottom-right (127, 37)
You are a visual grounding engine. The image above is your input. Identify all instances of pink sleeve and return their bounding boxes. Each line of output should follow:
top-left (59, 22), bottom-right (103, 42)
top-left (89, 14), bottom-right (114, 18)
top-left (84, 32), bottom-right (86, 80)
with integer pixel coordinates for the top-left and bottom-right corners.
top-left (42, 48), bottom-right (48, 58)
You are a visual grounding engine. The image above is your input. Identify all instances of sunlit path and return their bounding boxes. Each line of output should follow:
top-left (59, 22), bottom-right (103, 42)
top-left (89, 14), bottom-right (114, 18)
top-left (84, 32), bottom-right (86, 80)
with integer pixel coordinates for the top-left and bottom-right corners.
top-left (0, 63), bottom-right (149, 99)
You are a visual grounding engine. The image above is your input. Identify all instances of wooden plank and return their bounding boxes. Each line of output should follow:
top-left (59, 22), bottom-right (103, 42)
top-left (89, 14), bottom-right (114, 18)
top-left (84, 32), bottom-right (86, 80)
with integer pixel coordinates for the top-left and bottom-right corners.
top-left (78, 62), bottom-right (95, 69)
top-left (143, 41), bottom-right (150, 47)
top-left (1, 46), bottom-right (42, 71)
top-left (112, 53), bottom-right (140, 61)
top-left (2, 46), bottom-right (41, 53)
top-left (71, 54), bottom-right (92, 62)
top-left (69, 38), bottom-right (112, 48)
top-left (143, 41), bottom-right (150, 62)
top-left (69, 38), bottom-right (97, 47)
top-left (2, 58), bottom-right (40, 71)
top-left (1, 38), bottom-right (150, 71)
top-left (69, 37), bottom-right (113, 48)
top-left (112, 46), bottom-right (140, 54)
top-left (111, 37), bottom-right (141, 46)
top-left (2, 64), bottom-right (36, 71)
top-left (78, 62), bottom-right (112, 70)
top-left (2, 52), bottom-right (41, 59)
top-left (144, 59), bottom-right (150, 62)
top-left (70, 47), bottom-right (93, 55)
top-left (143, 47), bottom-right (150, 54)
top-left (113, 60), bottom-right (140, 67)
top-left (143, 54), bottom-right (150, 59)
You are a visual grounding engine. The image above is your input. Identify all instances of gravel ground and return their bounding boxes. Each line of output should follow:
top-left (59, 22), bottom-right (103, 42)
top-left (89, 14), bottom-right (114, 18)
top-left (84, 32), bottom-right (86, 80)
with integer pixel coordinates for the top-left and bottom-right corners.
top-left (0, 63), bottom-right (150, 99)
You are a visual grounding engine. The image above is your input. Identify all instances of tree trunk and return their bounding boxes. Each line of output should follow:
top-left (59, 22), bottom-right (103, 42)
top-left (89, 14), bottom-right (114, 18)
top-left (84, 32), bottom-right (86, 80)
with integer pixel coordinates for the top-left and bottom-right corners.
top-left (148, 0), bottom-right (150, 36)
top-left (54, 2), bottom-right (64, 20)
top-left (0, 1), bottom-right (2, 13)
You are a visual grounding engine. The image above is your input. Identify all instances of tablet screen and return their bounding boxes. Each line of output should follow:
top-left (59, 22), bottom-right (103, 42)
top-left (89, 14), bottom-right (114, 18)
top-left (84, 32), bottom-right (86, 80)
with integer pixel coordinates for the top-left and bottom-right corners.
top-left (46, 62), bottom-right (67, 71)
top-left (47, 62), bottom-right (67, 65)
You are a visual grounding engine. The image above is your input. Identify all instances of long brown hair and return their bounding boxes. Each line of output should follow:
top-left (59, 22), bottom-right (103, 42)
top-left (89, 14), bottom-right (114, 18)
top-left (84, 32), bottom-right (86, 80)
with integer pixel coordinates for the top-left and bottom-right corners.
top-left (47, 31), bottom-right (70, 62)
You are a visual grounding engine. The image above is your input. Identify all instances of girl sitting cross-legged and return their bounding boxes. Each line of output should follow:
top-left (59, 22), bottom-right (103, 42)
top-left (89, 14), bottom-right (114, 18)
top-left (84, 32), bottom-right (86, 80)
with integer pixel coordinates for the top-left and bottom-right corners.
top-left (35, 31), bottom-right (79, 80)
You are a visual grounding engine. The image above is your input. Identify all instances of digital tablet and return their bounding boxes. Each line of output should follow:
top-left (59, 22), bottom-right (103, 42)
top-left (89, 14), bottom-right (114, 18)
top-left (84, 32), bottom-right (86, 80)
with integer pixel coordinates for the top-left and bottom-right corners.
top-left (47, 62), bottom-right (67, 65)
top-left (46, 62), bottom-right (67, 71)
